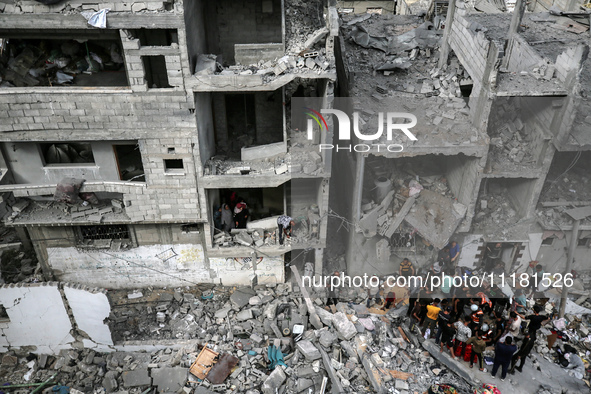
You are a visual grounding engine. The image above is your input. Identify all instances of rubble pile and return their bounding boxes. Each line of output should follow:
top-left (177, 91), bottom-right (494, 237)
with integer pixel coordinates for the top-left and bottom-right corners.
top-left (213, 208), bottom-right (320, 249)
top-left (0, 38), bottom-right (124, 88)
top-left (474, 181), bottom-right (520, 228)
top-left (195, 1), bottom-right (335, 81)
top-left (486, 99), bottom-right (536, 170)
top-left (1, 284), bottom-right (476, 393)
top-left (358, 160), bottom-right (455, 241)
top-left (0, 247), bottom-right (40, 284)
top-left (342, 14), bottom-right (472, 100)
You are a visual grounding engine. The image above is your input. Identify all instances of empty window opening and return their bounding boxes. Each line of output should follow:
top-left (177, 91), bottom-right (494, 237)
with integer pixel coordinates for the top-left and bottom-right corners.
top-left (167, 147), bottom-right (176, 154)
top-left (541, 237), bottom-right (555, 246)
top-left (0, 305), bottom-right (9, 322)
top-left (578, 237), bottom-right (590, 247)
top-left (130, 29), bottom-right (178, 46)
top-left (40, 142), bottom-right (95, 165)
top-left (164, 159), bottom-right (184, 173)
top-left (142, 56), bottom-right (171, 88)
top-left (0, 34), bottom-right (127, 88)
top-left (114, 144), bottom-right (145, 182)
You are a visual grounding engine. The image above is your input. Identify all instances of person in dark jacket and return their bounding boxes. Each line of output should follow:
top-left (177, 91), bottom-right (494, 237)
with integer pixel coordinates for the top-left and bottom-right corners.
top-left (510, 332), bottom-right (535, 373)
top-left (491, 336), bottom-right (517, 381)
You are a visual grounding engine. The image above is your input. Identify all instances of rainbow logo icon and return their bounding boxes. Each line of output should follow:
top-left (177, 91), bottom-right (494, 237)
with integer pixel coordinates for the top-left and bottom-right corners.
top-left (304, 107), bottom-right (328, 131)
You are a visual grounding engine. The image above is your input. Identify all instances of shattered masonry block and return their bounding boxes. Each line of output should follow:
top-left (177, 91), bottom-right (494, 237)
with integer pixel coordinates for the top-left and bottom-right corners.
top-left (296, 340), bottom-right (321, 361)
top-left (333, 312), bottom-right (358, 340)
top-left (261, 366), bottom-right (286, 394)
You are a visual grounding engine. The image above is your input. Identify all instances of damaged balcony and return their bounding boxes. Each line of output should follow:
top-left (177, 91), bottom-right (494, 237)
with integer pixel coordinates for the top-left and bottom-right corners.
top-left (186, 0), bottom-right (337, 91)
top-left (0, 141), bottom-right (146, 224)
top-left (0, 30), bottom-right (127, 89)
top-left (3, 194), bottom-right (130, 227)
top-left (483, 96), bottom-right (555, 176)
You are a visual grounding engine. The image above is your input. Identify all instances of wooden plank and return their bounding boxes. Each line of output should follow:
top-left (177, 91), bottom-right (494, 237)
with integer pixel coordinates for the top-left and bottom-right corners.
top-left (397, 326), bottom-right (409, 343)
top-left (0, 13), bottom-right (183, 30)
top-left (387, 369), bottom-right (414, 380)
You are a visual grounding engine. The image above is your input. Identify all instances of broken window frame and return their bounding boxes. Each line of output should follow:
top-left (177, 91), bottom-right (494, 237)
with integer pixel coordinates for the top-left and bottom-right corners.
top-left (0, 31), bottom-right (129, 89)
top-left (38, 142), bottom-right (96, 167)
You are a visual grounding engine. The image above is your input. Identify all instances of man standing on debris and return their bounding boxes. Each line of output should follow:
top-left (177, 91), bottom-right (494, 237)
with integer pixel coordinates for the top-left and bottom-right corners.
top-left (491, 336), bottom-right (517, 381)
top-left (453, 316), bottom-right (472, 359)
top-left (277, 215), bottom-right (295, 245)
top-left (525, 305), bottom-right (549, 340)
top-left (438, 246), bottom-right (451, 272)
top-left (466, 331), bottom-right (487, 371)
top-left (399, 258), bottom-right (415, 278)
top-left (506, 311), bottom-right (522, 339)
top-left (509, 331), bottom-right (535, 374)
top-left (448, 240), bottom-right (460, 265)
top-left (423, 298), bottom-right (441, 337)
top-left (439, 315), bottom-right (457, 359)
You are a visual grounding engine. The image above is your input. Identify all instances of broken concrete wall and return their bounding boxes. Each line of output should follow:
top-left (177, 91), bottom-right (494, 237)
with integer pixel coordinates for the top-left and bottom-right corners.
top-left (0, 133), bottom-right (201, 222)
top-left (445, 154), bottom-right (482, 231)
top-left (208, 256), bottom-right (284, 285)
top-left (45, 242), bottom-right (209, 288)
top-left (504, 35), bottom-right (546, 75)
top-left (448, 2), bottom-right (490, 85)
top-left (554, 44), bottom-right (587, 86)
top-left (63, 284), bottom-right (113, 351)
top-left (0, 282), bottom-right (75, 354)
top-left (203, 0), bottom-right (283, 65)
top-left (504, 177), bottom-right (539, 218)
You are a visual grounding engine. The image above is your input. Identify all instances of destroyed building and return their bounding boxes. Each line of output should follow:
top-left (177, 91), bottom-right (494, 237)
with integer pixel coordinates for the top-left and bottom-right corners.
top-left (0, 0), bottom-right (589, 393)
top-left (332, 0), bottom-right (591, 283)
top-left (0, 0), bottom-right (337, 288)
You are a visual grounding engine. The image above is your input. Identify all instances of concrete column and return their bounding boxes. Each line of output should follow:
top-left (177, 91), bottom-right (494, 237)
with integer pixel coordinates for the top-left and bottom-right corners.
top-left (14, 227), bottom-right (32, 251)
top-left (559, 220), bottom-right (579, 318)
top-left (437, 0), bottom-right (457, 69)
top-left (346, 153), bottom-right (365, 274)
top-left (507, 0), bottom-right (527, 37)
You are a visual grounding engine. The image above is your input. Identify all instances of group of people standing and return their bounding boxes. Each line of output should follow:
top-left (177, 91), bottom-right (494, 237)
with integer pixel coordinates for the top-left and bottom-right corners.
top-left (213, 192), bottom-right (250, 232)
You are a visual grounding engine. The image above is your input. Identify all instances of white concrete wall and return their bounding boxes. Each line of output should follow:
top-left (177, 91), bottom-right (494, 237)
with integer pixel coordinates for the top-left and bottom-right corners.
top-left (210, 256), bottom-right (284, 285)
top-left (63, 284), bottom-right (113, 351)
top-left (0, 283), bottom-right (75, 354)
top-left (47, 244), bottom-right (210, 289)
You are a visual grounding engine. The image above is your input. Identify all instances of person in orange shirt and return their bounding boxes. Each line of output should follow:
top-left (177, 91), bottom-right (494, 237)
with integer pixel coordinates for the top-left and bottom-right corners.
top-left (423, 298), bottom-right (441, 338)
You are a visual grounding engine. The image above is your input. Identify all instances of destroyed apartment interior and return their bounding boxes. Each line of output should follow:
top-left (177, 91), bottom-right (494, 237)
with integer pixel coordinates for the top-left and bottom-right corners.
top-left (0, 0), bottom-right (590, 393)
